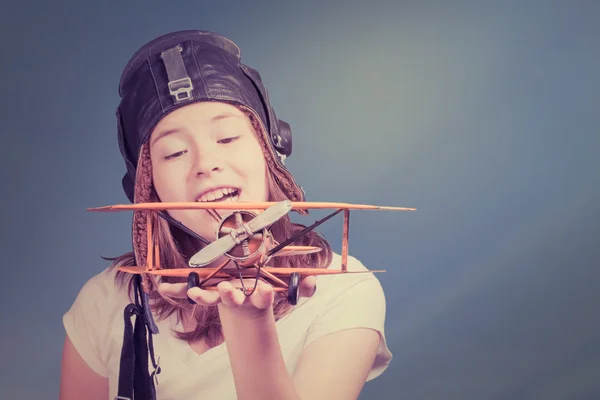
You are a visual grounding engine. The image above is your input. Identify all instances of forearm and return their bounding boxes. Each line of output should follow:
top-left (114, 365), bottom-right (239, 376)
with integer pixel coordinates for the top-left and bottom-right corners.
top-left (219, 305), bottom-right (300, 400)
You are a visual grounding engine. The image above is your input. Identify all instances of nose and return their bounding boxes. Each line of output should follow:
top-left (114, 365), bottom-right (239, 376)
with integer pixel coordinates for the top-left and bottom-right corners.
top-left (192, 144), bottom-right (223, 176)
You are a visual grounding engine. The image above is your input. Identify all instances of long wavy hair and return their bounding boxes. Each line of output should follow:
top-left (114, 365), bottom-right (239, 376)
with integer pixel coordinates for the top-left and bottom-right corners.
top-left (108, 107), bottom-right (333, 348)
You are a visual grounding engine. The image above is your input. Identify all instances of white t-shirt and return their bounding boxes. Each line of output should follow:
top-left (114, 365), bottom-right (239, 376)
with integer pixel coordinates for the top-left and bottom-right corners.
top-left (63, 252), bottom-right (392, 399)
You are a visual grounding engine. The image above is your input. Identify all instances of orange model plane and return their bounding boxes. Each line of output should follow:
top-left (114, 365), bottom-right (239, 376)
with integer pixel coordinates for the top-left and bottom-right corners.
top-left (87, 200), bottom-right (416, 307)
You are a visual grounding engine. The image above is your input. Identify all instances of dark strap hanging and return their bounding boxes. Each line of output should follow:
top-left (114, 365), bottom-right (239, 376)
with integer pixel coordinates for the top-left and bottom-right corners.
top-left (115, 275), bottom-right (160, 400)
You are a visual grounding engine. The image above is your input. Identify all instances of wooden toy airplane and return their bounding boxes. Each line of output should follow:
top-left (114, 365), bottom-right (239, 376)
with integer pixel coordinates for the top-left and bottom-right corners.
top-left (87, 200), bottom-right (416, 307)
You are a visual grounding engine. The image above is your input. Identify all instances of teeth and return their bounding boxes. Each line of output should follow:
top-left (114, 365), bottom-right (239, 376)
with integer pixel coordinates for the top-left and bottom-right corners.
top-left (197, 188), bottom-right (238, 202)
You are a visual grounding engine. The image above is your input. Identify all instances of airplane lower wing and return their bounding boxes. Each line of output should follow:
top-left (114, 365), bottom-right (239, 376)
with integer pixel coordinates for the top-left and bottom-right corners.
top-left (270, 245), bottom-right (322, 257)
top-left (116, 266), bottom-right (230, 278)
top-left (116, 265), bottom-right (384, 278)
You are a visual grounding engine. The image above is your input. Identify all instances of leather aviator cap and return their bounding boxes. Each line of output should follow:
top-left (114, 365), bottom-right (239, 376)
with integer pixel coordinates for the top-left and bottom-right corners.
top-left (115, 30), bottom-right (305, 204)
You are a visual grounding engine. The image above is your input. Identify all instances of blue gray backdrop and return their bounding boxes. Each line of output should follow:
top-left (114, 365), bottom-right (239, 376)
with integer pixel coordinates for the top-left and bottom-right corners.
top-left (2, 1), bottom-right (599, 399)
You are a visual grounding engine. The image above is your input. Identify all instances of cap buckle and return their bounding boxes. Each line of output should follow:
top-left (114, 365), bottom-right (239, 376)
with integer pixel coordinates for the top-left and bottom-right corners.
top-left (168, 77), bottom-right (193, 102)
top-left (161, 45), bottom-right (194, 104)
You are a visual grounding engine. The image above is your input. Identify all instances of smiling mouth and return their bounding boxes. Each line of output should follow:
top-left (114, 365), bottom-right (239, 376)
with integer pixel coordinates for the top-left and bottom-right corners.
top-left (196, 188), bottom-right (240, 203)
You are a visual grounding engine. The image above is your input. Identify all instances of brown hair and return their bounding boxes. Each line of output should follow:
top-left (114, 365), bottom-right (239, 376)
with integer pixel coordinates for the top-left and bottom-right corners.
top-left (108, 106), bottom-right (333, 348)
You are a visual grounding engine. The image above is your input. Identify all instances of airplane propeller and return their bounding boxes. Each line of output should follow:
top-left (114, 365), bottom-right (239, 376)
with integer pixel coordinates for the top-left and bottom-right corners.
top-left (188, 200), bottom-right (292, 267)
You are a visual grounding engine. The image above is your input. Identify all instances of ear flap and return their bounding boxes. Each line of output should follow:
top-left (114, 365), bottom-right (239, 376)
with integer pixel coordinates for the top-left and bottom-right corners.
top-left (117, 109), bottom-right (137, 203)
top-left (276, 119), bottom-right (292, 157)
top-left (240, 64), bottom-right (292, 159)
top-left (122, 173), bottom-right (135, 203)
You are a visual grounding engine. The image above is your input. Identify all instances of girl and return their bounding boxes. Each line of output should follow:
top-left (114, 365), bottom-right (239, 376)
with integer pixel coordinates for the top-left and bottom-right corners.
top-left (60, 30), bottom-right (391, 400)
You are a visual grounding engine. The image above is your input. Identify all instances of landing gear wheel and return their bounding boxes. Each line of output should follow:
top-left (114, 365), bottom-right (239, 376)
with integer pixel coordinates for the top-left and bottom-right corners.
top-left (187, 272), bottom-right (200, 304)
top-left (287, 272), bottom-right (300, 305)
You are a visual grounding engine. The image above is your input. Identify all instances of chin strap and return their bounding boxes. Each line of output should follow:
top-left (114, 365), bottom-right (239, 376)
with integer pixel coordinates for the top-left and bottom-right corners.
top-left (115, 275), bottom-right (161, 400)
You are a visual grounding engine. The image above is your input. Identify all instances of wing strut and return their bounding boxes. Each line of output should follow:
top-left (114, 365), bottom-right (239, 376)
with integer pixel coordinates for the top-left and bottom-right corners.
top-left (267, 208), bottom-right (344, 257)
top-left (157, 211), bottom-right (210, 245)
top-left (146, 213), bottom-right (153, 271)
top-left (342, 209), bottom-right (350, 272)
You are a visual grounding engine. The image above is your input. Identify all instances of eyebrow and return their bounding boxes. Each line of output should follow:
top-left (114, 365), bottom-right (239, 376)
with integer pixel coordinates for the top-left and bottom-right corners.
top-left (211, 113), bottom-right (245, 123)
top-left (150, 128), bottom-right (181, 147)
top-left (151, 113), bottom-right (246, 146)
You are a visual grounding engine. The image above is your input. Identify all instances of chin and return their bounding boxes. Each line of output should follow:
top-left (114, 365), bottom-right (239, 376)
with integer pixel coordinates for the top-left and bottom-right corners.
top-left (193, 225), bottom-right (219, 242)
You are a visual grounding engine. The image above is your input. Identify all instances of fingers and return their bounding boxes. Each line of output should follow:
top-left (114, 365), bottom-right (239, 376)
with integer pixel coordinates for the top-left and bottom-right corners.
top-left (299, 275), bottom-right (317, 298)
top-left (248, 281), bottom-right (275, 310)
top-left (187, 286), bottom-right (222, 305)
top-left (216, 280), bottom-right (274, 310)
top-left (157, 282), bottom-right (223, 306)
top-left (216, 281), bottom-right (246, 307)
top-left (158, 278), bottom-right (278, 310)
top-left (157, 282), bottom-right (188, 299)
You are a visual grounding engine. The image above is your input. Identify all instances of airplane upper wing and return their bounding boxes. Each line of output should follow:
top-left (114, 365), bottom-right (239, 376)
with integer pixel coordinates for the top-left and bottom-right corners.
top-left (87, 201), bottom-right (416, 212)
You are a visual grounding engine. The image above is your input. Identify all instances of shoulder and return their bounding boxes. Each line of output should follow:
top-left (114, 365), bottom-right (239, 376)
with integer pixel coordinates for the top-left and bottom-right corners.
top-left (62, 266), bottom-right (132, 377)
top-left (68, 266), bottom-right (132, 316)
top-left (79, 266), bottom-right (127, 296)
top-left (297, 252), bottom-right (392, 381)
top-left (303, 250), bottom-right (387, 312)
top-left (308, 252), bottom-right (386, 303)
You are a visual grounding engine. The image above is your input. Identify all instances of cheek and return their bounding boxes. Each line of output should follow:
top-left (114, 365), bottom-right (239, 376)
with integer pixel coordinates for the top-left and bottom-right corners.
top-left (239, 147), bottom-right (266, 173)
top-left (168, 209), bottom-right (218, 240)
top-left (247, 154), bottom-right (269, 197)
top-left (152, 166), bottom-right (186, 201)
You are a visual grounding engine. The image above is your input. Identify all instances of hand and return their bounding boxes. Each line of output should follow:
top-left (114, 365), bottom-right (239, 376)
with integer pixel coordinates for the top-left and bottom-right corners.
top-left (157, 275), bottom-right (318, 320)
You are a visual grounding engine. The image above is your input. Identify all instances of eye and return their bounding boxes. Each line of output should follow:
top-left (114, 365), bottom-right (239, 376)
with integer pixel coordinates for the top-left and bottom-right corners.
top-left (164, 150), bottom-right (188, 160)
top-left (218, 136), bottom-right (241, 144)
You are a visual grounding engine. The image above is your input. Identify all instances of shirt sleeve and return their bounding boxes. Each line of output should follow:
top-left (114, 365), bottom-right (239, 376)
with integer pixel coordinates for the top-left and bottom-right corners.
top-left (62, 269), bottom-right (118, 378)
top-left (304, 276), bottom-right (393, 381)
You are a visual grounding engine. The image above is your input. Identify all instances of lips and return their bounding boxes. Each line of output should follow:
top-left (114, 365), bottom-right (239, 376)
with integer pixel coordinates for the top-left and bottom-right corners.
top-left (196, 187), bottom-right (240, 203)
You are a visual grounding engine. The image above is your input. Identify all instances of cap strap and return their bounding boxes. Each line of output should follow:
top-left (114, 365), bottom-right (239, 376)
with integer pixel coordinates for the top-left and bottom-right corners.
top-left (161, 45), bottom-right (194, 104)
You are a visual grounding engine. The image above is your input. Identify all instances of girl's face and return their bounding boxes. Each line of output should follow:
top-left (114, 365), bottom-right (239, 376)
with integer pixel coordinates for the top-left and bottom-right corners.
top-left (149, 101), bottom-right (269, 241)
